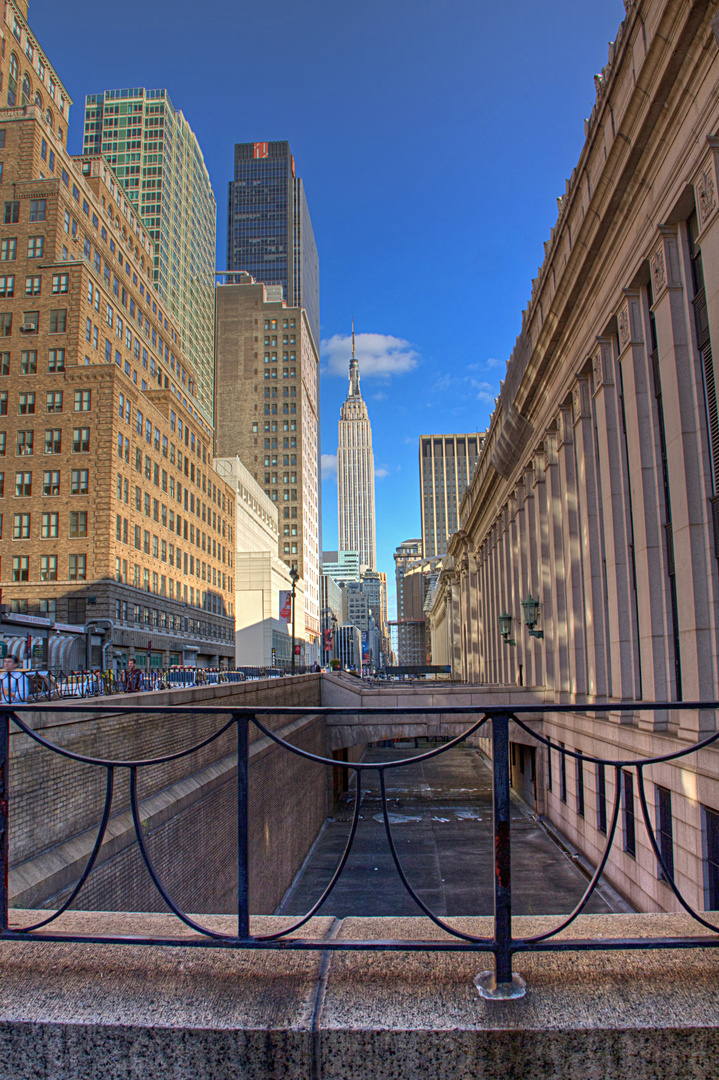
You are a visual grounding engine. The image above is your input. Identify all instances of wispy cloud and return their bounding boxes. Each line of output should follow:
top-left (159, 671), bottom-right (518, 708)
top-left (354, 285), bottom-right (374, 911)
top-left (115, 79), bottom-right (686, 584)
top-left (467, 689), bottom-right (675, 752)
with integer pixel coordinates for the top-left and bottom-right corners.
top-left (372, 391), bottom-right (387, 401)
top-left (321, 453), bottom-right (337, 480)
top-left (470, 379), bottom-right (496, 405)
top-left (430, 370), bottom-right (499, 407)
top-left (321, 332), bottom-right (419, 379)
top-left (376, 466), bottom-right (389, 479)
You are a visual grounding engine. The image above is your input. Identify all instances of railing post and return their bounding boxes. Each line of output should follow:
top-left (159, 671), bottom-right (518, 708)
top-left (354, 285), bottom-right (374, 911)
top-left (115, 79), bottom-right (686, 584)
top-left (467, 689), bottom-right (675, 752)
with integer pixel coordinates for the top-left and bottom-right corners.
top-left (0, 712), bottom-right (8, 934)
top-left (475, 712), bottom-right (526, 999)
top-left (236, 713), bottom-right (250, 940)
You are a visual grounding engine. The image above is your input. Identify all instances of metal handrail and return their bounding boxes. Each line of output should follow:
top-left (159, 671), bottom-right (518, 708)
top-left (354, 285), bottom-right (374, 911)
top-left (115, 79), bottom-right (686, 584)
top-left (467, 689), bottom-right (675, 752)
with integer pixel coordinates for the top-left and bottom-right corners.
top-left (2, 700), bottom-right (719, 999)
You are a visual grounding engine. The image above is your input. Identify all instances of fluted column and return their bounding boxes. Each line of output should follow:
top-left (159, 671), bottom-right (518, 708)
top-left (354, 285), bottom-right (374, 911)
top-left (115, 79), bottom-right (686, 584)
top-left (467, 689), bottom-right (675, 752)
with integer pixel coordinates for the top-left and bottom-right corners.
top-left (591, 335), bottom-right (641, 705)
top-left (651, 224), bottom-right (719, 735)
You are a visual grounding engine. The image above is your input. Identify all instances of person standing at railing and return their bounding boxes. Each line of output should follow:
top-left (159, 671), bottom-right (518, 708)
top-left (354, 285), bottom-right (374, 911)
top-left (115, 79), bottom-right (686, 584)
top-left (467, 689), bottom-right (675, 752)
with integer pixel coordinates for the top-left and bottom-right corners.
top-left (0, 654), bottom-right (29, 702)
top-left (123, 657), bottom-right (144, 694)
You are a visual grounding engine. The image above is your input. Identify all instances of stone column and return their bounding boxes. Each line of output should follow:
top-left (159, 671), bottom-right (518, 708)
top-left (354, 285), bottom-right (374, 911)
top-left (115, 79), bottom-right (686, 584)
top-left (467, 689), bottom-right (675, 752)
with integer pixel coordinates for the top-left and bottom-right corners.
top-left (544, 428), bottom-right (570, 695)
top-left (523, 463), bottom-right (542, 687)
top-left (616, 288), bottom-right (674, 726)
top-left (532, 446), bottom-right (555, 692)
top-left (591, 335), bottom-right (641, 707)
top-left (651, 224), bottom-right (719, 736)
top-left (572, 374), bottom-right (608, 698)
top-left (556, 403), bottom-right (587, 697)
top-left (516, 480), bottom-right (532, 686)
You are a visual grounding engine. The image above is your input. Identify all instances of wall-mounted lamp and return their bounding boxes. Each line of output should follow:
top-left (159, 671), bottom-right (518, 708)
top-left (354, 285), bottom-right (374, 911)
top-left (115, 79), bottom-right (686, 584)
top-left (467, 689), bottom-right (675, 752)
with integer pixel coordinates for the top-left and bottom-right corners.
top-left (521, 593), bottom-right (544, 639)
top-left (498, 611), bottom-right (515, 647)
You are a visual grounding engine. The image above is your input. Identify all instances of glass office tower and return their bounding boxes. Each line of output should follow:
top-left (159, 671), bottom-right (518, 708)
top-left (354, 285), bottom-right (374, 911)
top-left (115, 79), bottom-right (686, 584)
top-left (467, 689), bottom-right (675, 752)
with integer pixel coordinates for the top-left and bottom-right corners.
top-left (226, 141), bottom-right (319, 350)
top-left (83, 88), bottom-right (216, 423)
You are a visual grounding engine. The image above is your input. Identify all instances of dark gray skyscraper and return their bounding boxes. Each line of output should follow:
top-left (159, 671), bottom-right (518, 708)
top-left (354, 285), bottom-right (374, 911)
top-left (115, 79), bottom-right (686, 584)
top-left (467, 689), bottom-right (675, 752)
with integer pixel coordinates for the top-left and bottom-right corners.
top-left (226, 141), bottom-right (319, 350)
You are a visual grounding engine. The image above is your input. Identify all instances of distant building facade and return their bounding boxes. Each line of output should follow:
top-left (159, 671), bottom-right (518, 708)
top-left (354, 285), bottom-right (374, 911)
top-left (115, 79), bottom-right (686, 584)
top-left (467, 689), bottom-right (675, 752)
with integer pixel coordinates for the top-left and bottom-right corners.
top-left (226, 140), bottom-right (319, 351)
top-left (216, 456), bottom-right (299, 669)
top-left (337, 331), bottom-right (377, 572)
top-left (420, 433), bottom-right (483, 557)
top-left (83, 88), bottom-right (216, 423)
top-left (321, 549), bottom-right (360, 585)
top-left (214, 276), bottom-right (320, 660)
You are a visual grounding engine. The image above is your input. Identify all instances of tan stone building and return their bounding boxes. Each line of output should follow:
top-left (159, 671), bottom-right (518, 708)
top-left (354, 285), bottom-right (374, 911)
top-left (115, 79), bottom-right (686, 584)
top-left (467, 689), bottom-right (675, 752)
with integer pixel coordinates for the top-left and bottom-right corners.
top-left (431, 0), bottom-right (719, 914)
top-left (0, 0), bottom-right (235, 670)
top-left (214, 274), bottom-right (320, 661)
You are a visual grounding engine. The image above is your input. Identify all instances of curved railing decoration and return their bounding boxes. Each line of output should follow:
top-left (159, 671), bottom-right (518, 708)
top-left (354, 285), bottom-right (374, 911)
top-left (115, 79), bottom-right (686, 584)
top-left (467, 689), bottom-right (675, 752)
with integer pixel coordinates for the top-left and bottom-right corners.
top-left (2, 701), bottom-right (719, 998)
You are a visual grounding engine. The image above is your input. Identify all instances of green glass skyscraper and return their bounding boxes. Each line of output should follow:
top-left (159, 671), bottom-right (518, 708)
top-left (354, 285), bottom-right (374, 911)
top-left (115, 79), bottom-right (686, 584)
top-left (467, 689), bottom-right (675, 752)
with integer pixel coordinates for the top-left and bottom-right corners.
top-left (83, 87), bottom-right (216, 422)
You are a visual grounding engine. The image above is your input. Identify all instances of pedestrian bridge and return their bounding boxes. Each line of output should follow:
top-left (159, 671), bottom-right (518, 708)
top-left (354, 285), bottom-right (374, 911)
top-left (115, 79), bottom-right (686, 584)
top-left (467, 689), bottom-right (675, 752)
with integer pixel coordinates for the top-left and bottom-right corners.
top-left (319, 671), bottom-right (549, 749)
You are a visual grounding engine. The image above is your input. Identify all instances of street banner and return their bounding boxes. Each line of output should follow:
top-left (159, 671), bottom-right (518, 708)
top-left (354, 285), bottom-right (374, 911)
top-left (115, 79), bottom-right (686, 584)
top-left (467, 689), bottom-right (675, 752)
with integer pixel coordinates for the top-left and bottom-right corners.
top-left (279, 590), bottom-right (292, 622)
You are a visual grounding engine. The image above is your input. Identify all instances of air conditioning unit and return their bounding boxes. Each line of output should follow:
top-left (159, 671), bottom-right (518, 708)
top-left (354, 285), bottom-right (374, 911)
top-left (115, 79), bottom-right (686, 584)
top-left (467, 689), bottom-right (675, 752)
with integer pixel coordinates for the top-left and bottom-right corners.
top-left (20, 320), bottom-right (37, 333)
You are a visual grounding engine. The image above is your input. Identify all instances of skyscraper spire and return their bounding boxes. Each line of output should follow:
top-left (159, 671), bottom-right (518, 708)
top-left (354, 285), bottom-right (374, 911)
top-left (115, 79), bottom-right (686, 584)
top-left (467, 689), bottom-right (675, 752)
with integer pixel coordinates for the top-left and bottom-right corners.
top-left (349, 320), bottom-right (361, 397)
top-left (338, 321), bottom-right (376, 571)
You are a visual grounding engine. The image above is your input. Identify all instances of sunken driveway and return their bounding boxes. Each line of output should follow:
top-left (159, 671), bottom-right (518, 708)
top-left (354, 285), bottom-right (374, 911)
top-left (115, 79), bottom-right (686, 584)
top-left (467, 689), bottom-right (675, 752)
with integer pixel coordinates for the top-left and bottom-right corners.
top-left (276, 743), bottom-right (617, 919)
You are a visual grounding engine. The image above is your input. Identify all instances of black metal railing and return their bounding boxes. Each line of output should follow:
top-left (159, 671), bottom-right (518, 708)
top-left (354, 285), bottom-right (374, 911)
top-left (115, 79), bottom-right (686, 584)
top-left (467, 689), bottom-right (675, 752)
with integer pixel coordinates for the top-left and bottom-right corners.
top-left (2, 701), bottom-right (719, 999)
top-left (0, 665), bottom-right (317, 703)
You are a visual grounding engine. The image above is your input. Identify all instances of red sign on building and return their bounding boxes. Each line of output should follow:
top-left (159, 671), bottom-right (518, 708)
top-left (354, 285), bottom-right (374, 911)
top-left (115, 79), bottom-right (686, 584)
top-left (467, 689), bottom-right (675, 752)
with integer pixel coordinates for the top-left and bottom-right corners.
top-left (253, 142), bottom-right (269, 159)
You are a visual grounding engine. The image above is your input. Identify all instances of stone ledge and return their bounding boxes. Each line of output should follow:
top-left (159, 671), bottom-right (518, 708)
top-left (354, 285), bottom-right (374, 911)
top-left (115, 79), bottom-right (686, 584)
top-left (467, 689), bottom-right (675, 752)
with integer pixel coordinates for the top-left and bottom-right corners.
top-left (1, 911), bottom-right (719, 1078)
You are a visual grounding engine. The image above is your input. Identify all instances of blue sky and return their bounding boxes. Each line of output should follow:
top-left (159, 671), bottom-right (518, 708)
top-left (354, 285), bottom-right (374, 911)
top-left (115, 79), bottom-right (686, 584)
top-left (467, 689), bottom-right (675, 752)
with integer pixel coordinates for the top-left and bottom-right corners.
top-left (31, 0), bottom-right (625, 615)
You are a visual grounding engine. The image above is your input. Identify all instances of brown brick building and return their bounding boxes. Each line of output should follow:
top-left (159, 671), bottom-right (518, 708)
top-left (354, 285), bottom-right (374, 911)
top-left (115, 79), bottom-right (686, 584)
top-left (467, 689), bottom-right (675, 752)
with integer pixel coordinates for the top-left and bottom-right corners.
top-left (0, 0), bottom-right (235, 670)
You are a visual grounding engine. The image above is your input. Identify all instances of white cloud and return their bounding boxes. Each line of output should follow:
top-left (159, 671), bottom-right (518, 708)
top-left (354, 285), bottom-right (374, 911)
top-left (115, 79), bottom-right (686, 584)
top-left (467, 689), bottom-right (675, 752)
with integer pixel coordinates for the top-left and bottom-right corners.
top-left (470, 379), bottom-right (496, 405)
top-left (372, 391), bottom-right (387, 401)
top-left (376, 466), bottom-right (389, 479)
top-left (321, 453), bottom-right (337, 480)
top-left (321, 332), bottom-right (419, 379)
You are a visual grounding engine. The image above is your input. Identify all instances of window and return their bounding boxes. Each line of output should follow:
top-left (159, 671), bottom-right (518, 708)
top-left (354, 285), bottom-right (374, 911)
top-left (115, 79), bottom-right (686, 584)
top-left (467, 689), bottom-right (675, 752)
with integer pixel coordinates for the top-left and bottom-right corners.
top-left (47, 349), bottom-right (65, 372)
top-left (14, 471), bottom-right (31, 497)
top-left (69, 510), bottom-right (87, 537)
top-left (24, 276), bottom-right (40, 296)
top-left (16, 430), bottom-right (33, 455)
top-left (29, 199), bottom-right (46, 222)
top-left (18, 392), bottom-right (35, 415)
top-left (39, 554), bottom-right (57, 582)
top-left (559, 742), bottom-right (567, 803)
top-left (3, 201), bottom-right (18, 224)
top-left (623, 770), bottom-right (636, 857)
top-left (596, 762), bottom-right (607, 835)
top-left (42, 470), bottom-right (59, 496)
top-left (41, 512), bottom-right (58, 538)
top-left (0, 355), bottom-right (8, 378)
top-left (0, 276), bottom-right (14, 298)
top-left (0, 238), bottom-right (16, 260)
top-left (46, 390), bottom-right (62, 413)
top-left (67, 597), bottom-right (86, 624)
top-left (72, 427), bottom-right (90, 453)
top-left (0, 313), bottom-right (11, 336)
top-left (12, 513), bottom-right (30, 539)
top-left (655, 785), bottom-right (674, 882)
top-left (39, 599), bottom-right (57, 619)
top-left (70, 469), bottom-right (88, 495)
top-left (44, 428), bottom-right (61, 454)
top-left (27, 236), bottom-right (44, 258)
top-left (51, 273), bottom-right (68, 293)
top-left (12, 556), bottom-right (28, 582)
top-left (74, 389), bottom-right (91, 411)
top-left (575, 751), bottom-right (584, 818)
top-left (20, 351), bottom-right (37, 375)
top-left (68, 554), bottom-right (87, 581)
top-left (49, 309), bottom-right (67, 333)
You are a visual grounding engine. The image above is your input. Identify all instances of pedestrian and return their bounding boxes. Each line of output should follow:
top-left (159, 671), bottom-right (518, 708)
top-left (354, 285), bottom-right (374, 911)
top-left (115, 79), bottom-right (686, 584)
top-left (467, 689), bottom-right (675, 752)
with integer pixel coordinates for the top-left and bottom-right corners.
top-left (123, 657), bottom-right (144, 693)
top-left (0, 654), bottom-right (30, 703)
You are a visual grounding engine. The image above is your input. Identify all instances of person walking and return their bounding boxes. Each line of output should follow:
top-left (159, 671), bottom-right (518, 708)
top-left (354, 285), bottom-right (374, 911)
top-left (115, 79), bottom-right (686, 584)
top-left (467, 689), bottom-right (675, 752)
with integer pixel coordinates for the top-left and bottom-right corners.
top-left (0, 654), bottom-right (30, 702)
top-left (123, 657), bottom-right (144, 693)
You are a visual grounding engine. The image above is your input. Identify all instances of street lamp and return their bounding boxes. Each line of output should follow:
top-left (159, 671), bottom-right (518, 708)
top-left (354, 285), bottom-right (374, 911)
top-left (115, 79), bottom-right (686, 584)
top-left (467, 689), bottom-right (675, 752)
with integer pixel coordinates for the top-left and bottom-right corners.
top-left (498, 611), bottom-right (516, 647)
top-left (520, 593), bottom-right (544, 639)
top-left (290, 567), bottom-right (299, 675)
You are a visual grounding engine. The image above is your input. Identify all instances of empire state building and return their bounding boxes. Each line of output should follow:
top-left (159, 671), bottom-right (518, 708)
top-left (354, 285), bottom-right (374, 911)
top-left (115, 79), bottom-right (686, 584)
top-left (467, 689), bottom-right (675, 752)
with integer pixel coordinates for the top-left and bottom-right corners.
top-left (337, 328), bottom-right (377, 571)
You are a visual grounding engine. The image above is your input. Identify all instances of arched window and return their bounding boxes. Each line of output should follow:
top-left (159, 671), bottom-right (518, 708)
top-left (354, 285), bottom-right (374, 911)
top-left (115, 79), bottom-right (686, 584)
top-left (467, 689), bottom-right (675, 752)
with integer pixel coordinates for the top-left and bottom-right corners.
top-left (45, 108), bottom-right (52, 128)
top-left (21, 73), bottom-right (30, 106)
top-left (34, 91), bottom-right (42, 109)
top-left (7, 54), bottom-right (18, 106)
